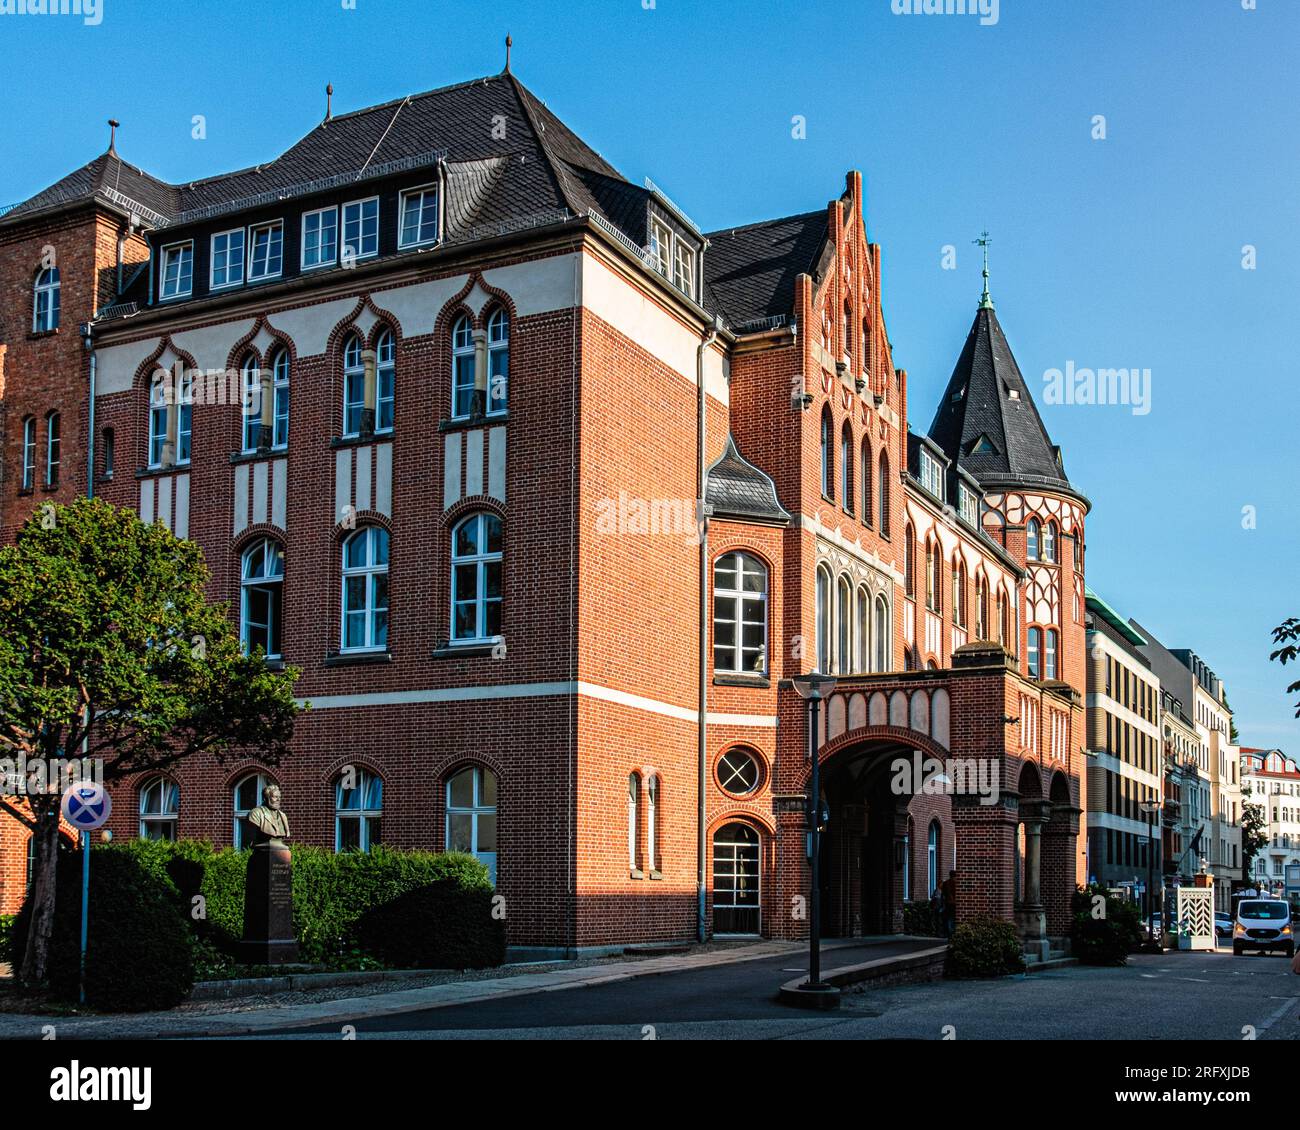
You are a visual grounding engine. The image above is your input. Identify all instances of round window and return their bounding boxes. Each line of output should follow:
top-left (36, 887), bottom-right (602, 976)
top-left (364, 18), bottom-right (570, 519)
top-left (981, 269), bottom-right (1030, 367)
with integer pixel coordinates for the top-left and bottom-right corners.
top-left (717, 749), bottom-right (761, 796)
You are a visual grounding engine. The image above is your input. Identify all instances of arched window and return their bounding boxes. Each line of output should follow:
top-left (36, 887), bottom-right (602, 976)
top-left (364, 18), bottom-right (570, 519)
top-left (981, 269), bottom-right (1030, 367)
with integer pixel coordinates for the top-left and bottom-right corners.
top-left (861, 438), bottom-right (873, 527)
top-left (451, 315), bottom-right (475, 420)
top-left (646, 773), bottom-right (659, 873)
top-left (903, 818), bottom-right (912, 900)
top-left (1042, 520), bottom-right (1057, 563)
top-left (928, 820), bottom-right (940, 895)
top-left (241, 538), bottom-right (285, 659)
top-left (837, 575), bottom-right (852, 674)
top-left (139, 777), bottom-right (179, 840)
top-left (342, 335), bottom-right (365, 437)
top-left (713, 551), bottom-right (768, 674)
top-left (816, 565), bottom-right (831, 672)
top-left (336, 768), bottom-right (383, 852)
top-left (240, 355), bottom-right (262, 452)
top-left (44, 411), bottom-right (60, 487)
top-left (342, 526), bottom-right (389, 652)
top-left (375, 329), bottom-right (395, 434)
top-left (820, 408), bottom-right (834, 499)
top-left (840, 422), bottom-right (853, 512)
top-left (486, 307), bottom-right (508, 416)
top-left (874, 595), bottom-right (889, 672)
top-left (855, 586), bottom-right (870, 673)
top-left (233, 773), bottom-right (274, 849)
top-left (904, 524), bottom-right (916, 598)
top-left (925, 539), bottom-right (942, 613)
top-left (1045, 629), bottom-right (1058, 680)
top-left (20, 416), bottom-right (35, 490)
top-left (1027, 518), bottom-right (1041, 561)
top-left (148, 374), bottom-right (168, 467)
top-left (33, 266), bottom-right (59, 332)
top-left (628, 771), bottom-right (641, 872)
top-left (878, 450), bottom-right (890, 536)
top-left (451, 513), bottom-right (503, 643)
top-left (270, 348), bottom-right (290, 448)
top-left (712, 822), bottom-right (760, 935)
top-left (176, 371), bottom-right (193, 465)
top-left (1027, 626), bottom-right (1042, 678)
top-left (953, 557), bottom-right (967, 628)
top-left (842, 299), bottom-right (853, 362)
top-left (447, 765), bottom-right (498, 884)
top-left (976, 574), bottom-right (989, 639)
top-left (996, 590), bottom-right (1006, 645)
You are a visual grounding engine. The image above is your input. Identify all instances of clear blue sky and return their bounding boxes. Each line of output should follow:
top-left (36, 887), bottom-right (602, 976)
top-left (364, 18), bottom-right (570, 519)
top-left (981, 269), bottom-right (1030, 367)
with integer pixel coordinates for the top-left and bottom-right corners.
top-left (3, 0), bottom-right (1297, 747)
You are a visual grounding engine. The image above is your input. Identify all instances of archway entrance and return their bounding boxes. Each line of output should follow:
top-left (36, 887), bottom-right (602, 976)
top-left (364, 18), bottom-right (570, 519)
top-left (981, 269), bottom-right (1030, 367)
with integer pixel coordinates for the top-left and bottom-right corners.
top-left (817, 739), bottom-right (919, 937)
top-left (713, 822), bottom-right (760, 935)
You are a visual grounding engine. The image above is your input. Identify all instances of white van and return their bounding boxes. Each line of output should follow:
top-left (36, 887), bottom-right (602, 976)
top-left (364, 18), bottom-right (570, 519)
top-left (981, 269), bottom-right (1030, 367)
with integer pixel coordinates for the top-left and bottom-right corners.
top-left (1233, 898), bottom-right (1294, 957)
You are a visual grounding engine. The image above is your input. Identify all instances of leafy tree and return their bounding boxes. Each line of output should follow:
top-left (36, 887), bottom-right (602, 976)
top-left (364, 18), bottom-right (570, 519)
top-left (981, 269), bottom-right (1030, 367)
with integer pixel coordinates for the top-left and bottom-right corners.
top-left (1270, 618), bottom-right (1300, 717)
top-left (1221, 690), bottom-right (1240, 743)
top-left (1240, 790), bottom-right (1268, 883)
top-left (0, 498), bottom-right (300, 986)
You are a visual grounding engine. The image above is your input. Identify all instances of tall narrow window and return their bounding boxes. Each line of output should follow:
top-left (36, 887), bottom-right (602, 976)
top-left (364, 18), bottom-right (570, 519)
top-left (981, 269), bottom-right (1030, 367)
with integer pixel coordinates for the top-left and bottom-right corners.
top-left (342, 526), bottom-right (389, 652)
top-left (878, 451), bottom-right (890, 536)
top-left (342, 336), bottom-right (365, 438)
top-left (446, 766), bottom-right (497, 884)
top-left (148, 375), bottom-right (168, 467)
top-left (486, 308), bottom-right (509, 416)
top-left (241, 538), bottom-right (284, 660)
top-left (904, 525), bottom-right (915, 598)
top-left (816, 566), bottom-right (831, 673)
top-left (928, 820), bottom-right (940, 895)
top-left (1028, 626), bottom-right (1042, 679)
top-left (101, 427), bottom-right (114, 477)
top-left (1027, 518), bottom-right (1041, 561)
top-left (33, 266), bottom-right (60, 332)
top-left (271, 349), bottom-right (290, 448)
top-left (628, 773), bottom-right (641, 871)
top-left (855, 586), bottom-right (870, 673)
top-left (336, 769), bottom-right (383, 852)
top-left (1043, 521), bottom-right (1057, 563)
top-left (840, 423), bottom-right (853, 513)
top-left (976, 575), bottom-right (989, 639)
top-left (20, 416), bottom-right (35, 489)
top-left (861, 439), bottom-right (873, 526)
top-left (375, 330), bottom-right (395, 434)
top-left (874, 595), bottom-right (889, 672)
top-left (925, 539), bottom-right (941, 612)
top-left (837, 575), bottom-right (852, 674)
top-left (43, 411), bottom-right (60, 487)
top-left (713, 551), bottom-right (768, 674)
top-left (248, 222), bottom-right (284, 281)
top-left (451, 513), bottom-right (503, 643)
top-left (1045, 629), bottom-right (1059, 680)
top-left (241, 355), bottom-right (262, 452)
top-left (451, 315), bottom-right (475, 420)
top-left (159, 242), bottom-right (193, 299)
top-left (953, 558), bottom-right (967, 628)
top-left (139, 777), bottom-right (179, 840)
top-left (820, 408), bottom-right (833, 499)
top-left (176, 372), bottom-right (193, 464)
top-left (646, 774), bottom-right (658, 873)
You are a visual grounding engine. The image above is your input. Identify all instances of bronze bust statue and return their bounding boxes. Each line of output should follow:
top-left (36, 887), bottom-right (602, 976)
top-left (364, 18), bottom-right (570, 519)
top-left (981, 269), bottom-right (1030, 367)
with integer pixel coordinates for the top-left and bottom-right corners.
top-left (248, 784), bottom-right (291, 847)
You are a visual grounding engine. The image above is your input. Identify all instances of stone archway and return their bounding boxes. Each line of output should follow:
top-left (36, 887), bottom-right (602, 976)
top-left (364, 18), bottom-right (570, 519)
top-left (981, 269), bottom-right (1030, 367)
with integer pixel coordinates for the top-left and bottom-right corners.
top-left (1014, 762), bottom-right (1050, 961)
top-left (1042, 770), bottom-right (1081, 942)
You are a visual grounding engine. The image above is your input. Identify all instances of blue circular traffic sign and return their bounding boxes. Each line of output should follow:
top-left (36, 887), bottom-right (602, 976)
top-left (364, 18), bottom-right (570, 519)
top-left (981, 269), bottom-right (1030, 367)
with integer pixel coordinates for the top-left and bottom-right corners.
top-left (61, 782), bottom-right (112, 831)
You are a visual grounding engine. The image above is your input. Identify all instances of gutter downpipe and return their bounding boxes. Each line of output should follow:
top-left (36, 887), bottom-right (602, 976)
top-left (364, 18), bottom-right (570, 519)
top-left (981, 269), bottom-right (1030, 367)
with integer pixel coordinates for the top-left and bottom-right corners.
top-left (697, 314), bottom-right (719, 944)
top-left (83, 323), bottom-right (96, 499)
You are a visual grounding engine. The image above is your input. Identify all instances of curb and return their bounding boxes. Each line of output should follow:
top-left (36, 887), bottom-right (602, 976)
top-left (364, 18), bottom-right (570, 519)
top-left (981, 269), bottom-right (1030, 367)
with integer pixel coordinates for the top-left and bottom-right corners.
top-left (188, 968), bottom-right (447, 1002)
top-left (779, 944), bottom-right (948, 1002)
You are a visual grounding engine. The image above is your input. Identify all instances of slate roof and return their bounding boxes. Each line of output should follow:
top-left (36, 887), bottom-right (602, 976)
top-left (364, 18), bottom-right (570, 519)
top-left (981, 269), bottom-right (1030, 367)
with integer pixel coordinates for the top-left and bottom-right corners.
top-left (705, 434), bottom-right (791, 524)
top-left (1, 73), bottom-right (648, 247)
top-left (703, 211), bottom-right (828, 329)
top-left (926, 305), bottom-right (1076, 495)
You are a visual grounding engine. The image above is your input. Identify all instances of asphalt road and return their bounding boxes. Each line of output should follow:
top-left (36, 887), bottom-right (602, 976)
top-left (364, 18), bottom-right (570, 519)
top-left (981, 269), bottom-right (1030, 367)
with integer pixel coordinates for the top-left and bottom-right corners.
top-left (253, 943), bottom-right (1300, 1041)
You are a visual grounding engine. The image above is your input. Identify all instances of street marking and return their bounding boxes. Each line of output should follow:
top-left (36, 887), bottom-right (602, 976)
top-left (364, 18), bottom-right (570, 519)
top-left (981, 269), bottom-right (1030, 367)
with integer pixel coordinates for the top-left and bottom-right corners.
top-left (1254, 993), bottom-right (1300, 1039)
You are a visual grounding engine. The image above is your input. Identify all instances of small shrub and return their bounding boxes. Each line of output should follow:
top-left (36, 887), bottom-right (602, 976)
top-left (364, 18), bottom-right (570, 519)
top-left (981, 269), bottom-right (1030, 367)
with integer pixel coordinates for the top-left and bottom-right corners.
top-left (902, 901), bottom-right (942, 937)
top-left (945, 915), bottom-right (1025, 978)
top-left (356, 881), bottom-right (506, 969)
top-left (1070, 884), bottom-right (1142, 965)
top-left (0, 914), bottom-right (14, 966)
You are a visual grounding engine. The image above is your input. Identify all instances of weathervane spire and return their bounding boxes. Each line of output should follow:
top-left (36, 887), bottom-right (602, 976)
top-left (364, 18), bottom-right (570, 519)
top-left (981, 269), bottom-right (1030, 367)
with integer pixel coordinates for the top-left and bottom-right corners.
top-left (974, 230), bottom-right (994, 310)
top-left (504, 33), bottom-right (513, 74)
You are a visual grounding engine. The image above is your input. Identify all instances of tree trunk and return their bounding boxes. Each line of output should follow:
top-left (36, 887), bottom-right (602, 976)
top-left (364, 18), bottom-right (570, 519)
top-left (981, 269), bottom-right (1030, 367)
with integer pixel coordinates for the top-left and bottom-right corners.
top-left (19, 800), bottom-right (61, 986)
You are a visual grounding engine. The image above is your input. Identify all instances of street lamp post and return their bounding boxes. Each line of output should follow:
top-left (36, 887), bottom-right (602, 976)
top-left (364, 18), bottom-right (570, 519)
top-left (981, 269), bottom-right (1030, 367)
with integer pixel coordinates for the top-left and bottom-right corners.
top-left (791, 670), bottom-right (837, 990)
top-left (1140, 795), bottom-right (1161, 948)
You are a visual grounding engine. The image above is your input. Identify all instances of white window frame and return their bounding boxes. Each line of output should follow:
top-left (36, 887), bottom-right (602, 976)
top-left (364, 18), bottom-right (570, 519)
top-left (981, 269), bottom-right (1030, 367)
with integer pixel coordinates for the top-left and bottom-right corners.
top-left (450, 512), bottom-right (503, 644)
top-left (335, 769), bottom-right (383, 853)
top-left (240, 538), bottom-right (284, 660)
top-left (341, 526), bottom-right (389, 653)
top-left (148, 376), bottom-right (168, 468)
top-left (486, 308), bottom-right (509, 417)
top-left (270, 349), bottom-right (290, 449)
top-left (139, 777), bottom-right (179, 840)
top-left (628, 773), bottom-right (641, 871)
top-left (451, 315), bottom-right (475, 420)
top-left (301, 206), bottom-right (339, 271)
top-left (247, 220), bottom-right (284, 282)
top-left (398, 184), bottom-right (439, 249)
top-left (342, 336), bottom-right (365, 438)
top-left (233, 773), bottom-right (272, 849)
top-left (159, 241), bottom-right (194, 300)
top-left (44, 411), bottom-right (59, 487)
top-left (673, 239), bottom-right (696, 300)
top-left (240, 356), bottom-right (262, 452)
top-left (375, 330), bottom-right (395, 434)
top-left (446, 766), bottom-right (497, 884)
top-left (646, 774), bottom-right (658, 873)
top-left (713, 551), bottom-right (768, 674)
top-left (33, 266), bottom-right (59, 332)
top-left (210, 228), bottom-right (245, 290)
top-left (20, 417), bottom-right (36, 490)
top-left (341, 196), bottom-right (380, 263)
top-left (650, 217), bottom-right (672, 277)
top-left (176, 372), bottom-right (193, 465)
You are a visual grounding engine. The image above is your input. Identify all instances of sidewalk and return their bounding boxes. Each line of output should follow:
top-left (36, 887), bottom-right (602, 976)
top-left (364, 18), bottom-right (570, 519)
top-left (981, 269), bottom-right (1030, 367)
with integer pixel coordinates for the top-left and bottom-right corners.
top-left (0, 936), bottom-right (920, 1039)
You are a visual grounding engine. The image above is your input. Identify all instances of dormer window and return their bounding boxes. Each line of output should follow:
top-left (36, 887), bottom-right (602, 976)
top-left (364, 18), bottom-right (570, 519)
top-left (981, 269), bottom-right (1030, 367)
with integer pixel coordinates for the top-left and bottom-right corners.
top-left (673, 240), bottom-right (695, 300)
top-left (159, 241), bottom-right (193, 300)
top-left (399, 185), bottom-right (439, 248)
top-left (650, 217), bottom-right (672, 277)
top-left (649, 213), bottom-right (697, 301)
top-left (211, 229), bottom-right (245, 289)
top-left (248, 222), bottom-right (284, 281)
top-left (919, 449), bottom-right (944, 501)
top-left (957, 483), bottom-right (978, 526)
top-left (301, 207), bottom-right (338, 270)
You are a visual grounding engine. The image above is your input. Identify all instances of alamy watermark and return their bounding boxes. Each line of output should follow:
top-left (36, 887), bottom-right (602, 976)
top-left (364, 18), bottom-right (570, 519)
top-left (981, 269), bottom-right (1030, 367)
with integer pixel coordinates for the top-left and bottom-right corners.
top-left (1042, 361), bottom-right (1151, 417)
top-left (889, 751), bottom-right (1000, 805)
top-left (0, 0), bottom-right (102, 26)
top-left (891, 0), bottom-right (998, 27)
top-left (594, 492), bottom-right (706, 545)
top-left (0, 755), bottom-right (103, 797)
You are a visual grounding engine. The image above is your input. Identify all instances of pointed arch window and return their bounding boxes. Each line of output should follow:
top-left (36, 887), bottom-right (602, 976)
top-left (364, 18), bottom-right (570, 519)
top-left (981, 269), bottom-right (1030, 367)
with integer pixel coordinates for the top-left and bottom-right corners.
top-left (837, 575), bottom-right (852, 674)
top-left (451, 512), bottom-right (503, 643)
top-left (878, 450), bottom-right (891, 536)
top-left (376, 330), bottom-right (395, 433)
top-left (976, 574), bottom-right (989, 639)
top-left (820, 408), bottom-right (834, 499)
top-left (628, 772), bottom-right (641, 872)
top-left (1028, 626), bottom-right (1042, 679)
top-left (1045, 628), bottom-right (1059, 680)
top-left (840, 423), bottom-right (853, 512)
top-left (342, 335), bottom-right (365, 438)
top-left (1042, 520), bottom-right (1057, 563)
top-left (33, 266), bottom-right (60, 332)
top-left (452, 315), bottom-right (475, 420)
top-left (1027, 518), bottom-right (1041, 561)
top-left (487, 307), bottom-right (509, 417)
top-left (241, 355), bottom-right (262, 452)
top-left (952, 557), bottom-right (967, 628)
top-left (925, 539), bottom-right (942, 613)
top-left (904, 524), bottom-right (916, 599)
top-left (860, 439), bottom-right (873, 526)
top-left (928, 820), bottom-right (940, 895)
top-left (816, 565), bottom-right (831, 673)
top-left (855, 586), bottom-right (870, 673)
top-left (874, 595), bottom-right (889, 672)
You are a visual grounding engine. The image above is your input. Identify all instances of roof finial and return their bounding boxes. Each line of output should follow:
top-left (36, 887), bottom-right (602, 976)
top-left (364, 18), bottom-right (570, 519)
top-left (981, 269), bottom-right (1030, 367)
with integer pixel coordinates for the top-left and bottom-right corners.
top-left (974, 230), bottom-right (994, 310)
top-left (326, 83), bottom-right (334, 122)
top-left (504, 33), bottom-right (512, 74)
top-left (107, 118), bottom-right (120, 156)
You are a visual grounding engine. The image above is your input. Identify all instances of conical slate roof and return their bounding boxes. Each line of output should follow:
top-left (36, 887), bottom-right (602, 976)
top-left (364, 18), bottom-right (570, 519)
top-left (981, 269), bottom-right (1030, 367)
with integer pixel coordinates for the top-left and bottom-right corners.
top-left (927, 305), bottom-right (1075, 495)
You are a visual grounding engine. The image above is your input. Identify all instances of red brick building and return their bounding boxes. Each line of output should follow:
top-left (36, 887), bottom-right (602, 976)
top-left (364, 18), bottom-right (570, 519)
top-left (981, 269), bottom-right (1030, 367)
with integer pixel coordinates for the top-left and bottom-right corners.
top-left (0, 69), bottom-right (1088, 958)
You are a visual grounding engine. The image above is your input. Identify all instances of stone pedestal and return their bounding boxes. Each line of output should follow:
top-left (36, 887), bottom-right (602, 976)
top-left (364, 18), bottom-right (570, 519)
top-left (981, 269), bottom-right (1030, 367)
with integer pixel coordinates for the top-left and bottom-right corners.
top-left (241, 843), bottom-right (298, 964)
top-left (1015, 904), bottom-right (1050, 962)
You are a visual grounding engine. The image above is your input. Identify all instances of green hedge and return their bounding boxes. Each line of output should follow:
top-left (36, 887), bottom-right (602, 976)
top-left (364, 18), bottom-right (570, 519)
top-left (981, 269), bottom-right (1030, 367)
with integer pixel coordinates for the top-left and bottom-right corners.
top-left (0, 914), bottom-right (14, 966)
top-left (1070, 884), bottom-right (1142, 965)
top-left (902, 901), bottom-right (943, 938)
top-left (356, 881), bottom-right (506, 969)
top-left (945, 915), bottom-right (1026, 978)
top-left (11, 846), bottom-right (194, 1011)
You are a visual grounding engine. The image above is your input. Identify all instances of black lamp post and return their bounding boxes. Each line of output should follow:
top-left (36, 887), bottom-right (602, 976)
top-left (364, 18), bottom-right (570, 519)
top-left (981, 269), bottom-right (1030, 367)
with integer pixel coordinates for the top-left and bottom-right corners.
top-left (791, 669), bottom-right (837, 988)
top-left (1140, 795), bottom-right (1161, 947)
